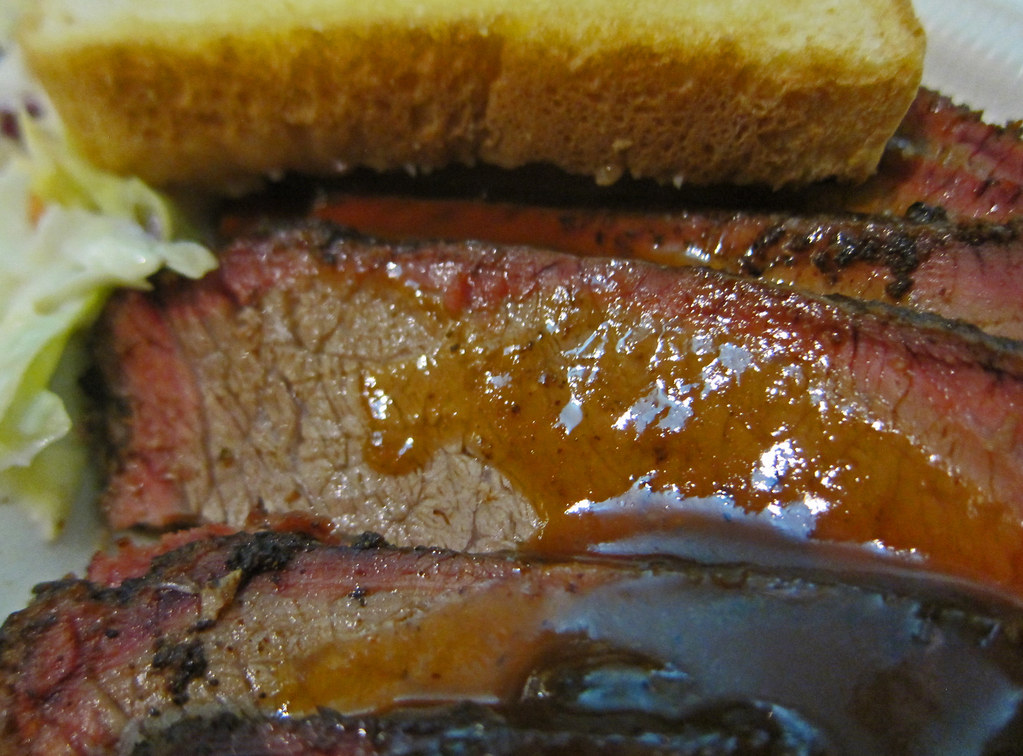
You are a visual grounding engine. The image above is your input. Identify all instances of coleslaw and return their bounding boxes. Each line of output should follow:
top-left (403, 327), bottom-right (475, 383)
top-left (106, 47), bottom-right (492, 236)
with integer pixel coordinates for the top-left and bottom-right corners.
top-left (0, 36), bottom-right (216, 536)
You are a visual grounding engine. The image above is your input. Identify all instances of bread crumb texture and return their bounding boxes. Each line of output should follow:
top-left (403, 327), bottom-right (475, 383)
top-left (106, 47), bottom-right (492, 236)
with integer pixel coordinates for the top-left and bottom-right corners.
top-left (19, 0), bottom-right (925, 191)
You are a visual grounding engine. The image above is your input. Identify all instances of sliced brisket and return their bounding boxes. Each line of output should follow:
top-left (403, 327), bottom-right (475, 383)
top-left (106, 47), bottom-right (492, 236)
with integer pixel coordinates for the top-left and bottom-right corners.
top-left (3, 531), bottom-right (1023, 755)
top-left (90, 223), bottom-right (1023, 596)
top-left (809, 88), bottom-right (1023, 222)
top-left (896, 89), bottom-right (1023, 188)
top-left (310, 193), bottom-right (1023, 340)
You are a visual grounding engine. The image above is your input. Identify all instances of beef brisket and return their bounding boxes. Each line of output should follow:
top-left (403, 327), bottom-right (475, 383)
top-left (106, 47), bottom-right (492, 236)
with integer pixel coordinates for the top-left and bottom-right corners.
top-left (310, 192), bottom-right (1023, 340)
top-left (91, 223), bottom-right (1023, 595)
top-left (4, 531), bottom-right (1023, 755)
top-left (896, 89), bottom-right (1023, 189)
top-left (809, 88), bottom-right (1023, 222)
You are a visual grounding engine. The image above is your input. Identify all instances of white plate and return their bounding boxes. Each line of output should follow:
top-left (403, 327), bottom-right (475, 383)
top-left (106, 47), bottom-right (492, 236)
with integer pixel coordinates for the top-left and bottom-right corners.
top-left (916, 0), bottom-right (1023, 124)
top-left (1, 1), bottom-right (1022, 621)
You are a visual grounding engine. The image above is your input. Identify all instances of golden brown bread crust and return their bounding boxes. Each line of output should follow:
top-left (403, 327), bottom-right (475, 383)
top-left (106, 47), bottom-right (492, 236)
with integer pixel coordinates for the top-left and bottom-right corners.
top-left (17, 0), bottom-right (925, 191)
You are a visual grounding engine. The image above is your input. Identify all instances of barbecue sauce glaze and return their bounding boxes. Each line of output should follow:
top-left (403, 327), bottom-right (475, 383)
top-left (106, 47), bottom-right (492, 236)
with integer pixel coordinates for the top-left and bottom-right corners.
top-left (351, 269), bottom-right (1018, 595)
top-left (254, 546), bottom-right (1023, 756)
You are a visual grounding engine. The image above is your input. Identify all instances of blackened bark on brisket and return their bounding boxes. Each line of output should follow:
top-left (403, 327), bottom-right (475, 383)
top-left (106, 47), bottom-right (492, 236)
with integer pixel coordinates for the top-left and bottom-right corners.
top-left (224, 529), bottom-right (310, 582)
top-left (150, 638), bottom-right (207, 705)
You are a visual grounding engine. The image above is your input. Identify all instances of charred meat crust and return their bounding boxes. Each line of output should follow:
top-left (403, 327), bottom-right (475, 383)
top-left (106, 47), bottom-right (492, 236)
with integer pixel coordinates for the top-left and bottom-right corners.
top-left (21, 531), bottom-right (316, 610)
top-left (150, 638), bottom-right (207, 705)
top-left (739, 211), bottom-right (1022, 300)
top-left (223, 530), bottom-right (312, 583)
top-left (305, 190), bottom-right (1023, 306)
top-left (0, 532), bottom-right (336, 750)
top-left (23, 528), bottom-right (1013, 627)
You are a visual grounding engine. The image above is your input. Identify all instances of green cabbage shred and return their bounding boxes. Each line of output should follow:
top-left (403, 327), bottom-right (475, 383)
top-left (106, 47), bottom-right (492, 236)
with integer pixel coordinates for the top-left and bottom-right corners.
top-left (0, 120), bottom-right (217, 536)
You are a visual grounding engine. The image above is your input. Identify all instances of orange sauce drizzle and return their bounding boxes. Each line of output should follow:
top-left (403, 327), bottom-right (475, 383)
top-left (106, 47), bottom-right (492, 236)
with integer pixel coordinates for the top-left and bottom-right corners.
top-left (350, 275), bottom-right (1019, 594)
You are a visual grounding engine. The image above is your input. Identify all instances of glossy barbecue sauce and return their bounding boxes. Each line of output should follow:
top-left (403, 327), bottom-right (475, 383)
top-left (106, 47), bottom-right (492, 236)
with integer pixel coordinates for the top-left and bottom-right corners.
top-left (349, 261), bottom-right (1020, 597)
top-left (260, 548), bottom-right (1023, 756)
top-left (195, 205), bottom-right (1023, 755)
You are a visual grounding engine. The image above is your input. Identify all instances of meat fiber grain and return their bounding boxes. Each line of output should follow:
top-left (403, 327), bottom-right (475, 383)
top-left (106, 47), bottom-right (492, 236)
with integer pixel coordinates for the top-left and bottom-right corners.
top-left (810, 88), bottom-right (1023, 222)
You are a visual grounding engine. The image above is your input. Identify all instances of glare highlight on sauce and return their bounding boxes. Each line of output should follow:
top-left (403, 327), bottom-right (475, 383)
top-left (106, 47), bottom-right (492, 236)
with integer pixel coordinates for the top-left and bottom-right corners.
top-left (353, 276), bottom-right (1012, 590)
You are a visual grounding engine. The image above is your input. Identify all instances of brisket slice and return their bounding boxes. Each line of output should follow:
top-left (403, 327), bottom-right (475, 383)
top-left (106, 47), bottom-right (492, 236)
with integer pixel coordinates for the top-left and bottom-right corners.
top-left (808, 88), bottom-right (1023, 222)
top-left (896, 89), bottom-right (1023, 188)
top-left (309, 192), bottom-right (1023, 340)
top-left (90, 223), bottom-right (1023, 595)
top-left (3, 530), bottom-right (1023, 755)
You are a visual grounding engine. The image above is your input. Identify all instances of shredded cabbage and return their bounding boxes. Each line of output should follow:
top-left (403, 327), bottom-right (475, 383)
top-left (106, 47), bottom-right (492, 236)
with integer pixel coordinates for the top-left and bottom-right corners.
top-left (0, 122), bottom-right (216, 536)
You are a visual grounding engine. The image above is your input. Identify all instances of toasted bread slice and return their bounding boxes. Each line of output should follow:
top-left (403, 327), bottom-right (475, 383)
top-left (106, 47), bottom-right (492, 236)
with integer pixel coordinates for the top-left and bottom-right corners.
top-left (17, 0), bottom-right (925, 191)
